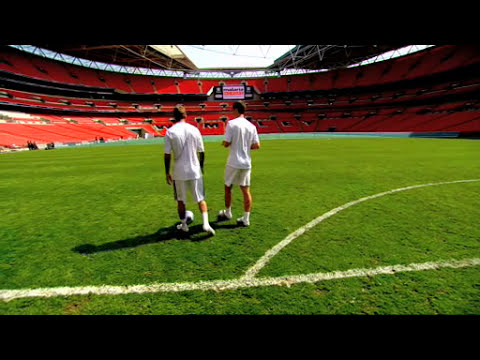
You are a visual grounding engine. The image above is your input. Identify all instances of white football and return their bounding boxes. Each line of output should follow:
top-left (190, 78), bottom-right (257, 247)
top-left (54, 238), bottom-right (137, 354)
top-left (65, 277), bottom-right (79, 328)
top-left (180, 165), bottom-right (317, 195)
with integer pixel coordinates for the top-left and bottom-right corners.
top-left (185, 210), bottom-right (194, 224)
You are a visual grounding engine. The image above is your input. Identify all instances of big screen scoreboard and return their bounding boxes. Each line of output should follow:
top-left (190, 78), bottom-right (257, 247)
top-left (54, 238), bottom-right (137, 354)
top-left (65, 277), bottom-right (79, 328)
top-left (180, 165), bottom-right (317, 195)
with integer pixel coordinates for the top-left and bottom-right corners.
top-left (213, 85), bottom-right (254, 100)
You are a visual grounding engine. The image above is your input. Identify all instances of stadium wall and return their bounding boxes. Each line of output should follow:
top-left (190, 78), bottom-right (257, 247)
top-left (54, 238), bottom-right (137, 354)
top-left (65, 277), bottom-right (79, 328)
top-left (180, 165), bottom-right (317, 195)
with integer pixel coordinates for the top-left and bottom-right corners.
top-left (51, 131), bottom-right (461, 150)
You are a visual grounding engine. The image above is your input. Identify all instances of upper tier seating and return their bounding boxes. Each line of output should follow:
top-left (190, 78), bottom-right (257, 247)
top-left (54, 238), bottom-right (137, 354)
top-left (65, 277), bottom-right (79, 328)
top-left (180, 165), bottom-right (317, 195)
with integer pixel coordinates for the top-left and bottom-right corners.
top-left (3, 45), bottom-right (478, 95)
top-left (2, 44), bottom-right (480, 149)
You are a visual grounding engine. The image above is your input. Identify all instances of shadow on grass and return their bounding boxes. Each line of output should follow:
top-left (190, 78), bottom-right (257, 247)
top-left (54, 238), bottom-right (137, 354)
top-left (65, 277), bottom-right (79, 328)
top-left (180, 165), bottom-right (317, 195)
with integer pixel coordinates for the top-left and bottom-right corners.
top-left (72, 219), bottom-right (244, 254)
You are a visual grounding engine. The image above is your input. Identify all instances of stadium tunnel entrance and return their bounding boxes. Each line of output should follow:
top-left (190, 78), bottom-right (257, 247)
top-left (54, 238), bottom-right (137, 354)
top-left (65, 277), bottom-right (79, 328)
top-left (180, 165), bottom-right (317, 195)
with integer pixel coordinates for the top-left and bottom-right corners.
top-left (126, 127), bottom-right (155, 139)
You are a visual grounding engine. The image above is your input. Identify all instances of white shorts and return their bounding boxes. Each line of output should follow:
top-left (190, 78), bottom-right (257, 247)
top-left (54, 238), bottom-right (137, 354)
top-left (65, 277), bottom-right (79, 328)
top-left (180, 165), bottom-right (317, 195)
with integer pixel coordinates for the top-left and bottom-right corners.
top-left (173, 178), bottom-right (205, 203)
top-left (224, 165), bottom-right (251, 187)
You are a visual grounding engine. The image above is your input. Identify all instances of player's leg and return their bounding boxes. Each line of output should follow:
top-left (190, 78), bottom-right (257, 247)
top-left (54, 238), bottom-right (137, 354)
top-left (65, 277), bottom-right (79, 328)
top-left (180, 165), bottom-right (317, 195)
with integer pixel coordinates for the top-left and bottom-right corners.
top-left (177, 200), bottom-right (186, 220)
top-left (218, 185), bottom-right (233, 220)
top-left (173, 180), bottom-right (189, 232)
top-left (237, 186), bottom-right (251, 226)
top-left (225, 184), bottom-right (232, 210)
top-left (191, 178), bottom-right (215, 235)
top-left (218, 166), bottom-right (235, 220)
top-left (240, 186), bottom-right (252, 212)
top-left (197, 200), bottom-right (215, 235)
top-left (176, 200), bottom-right (189, 232)
top-left (237, 169), bottom-right (252, 226)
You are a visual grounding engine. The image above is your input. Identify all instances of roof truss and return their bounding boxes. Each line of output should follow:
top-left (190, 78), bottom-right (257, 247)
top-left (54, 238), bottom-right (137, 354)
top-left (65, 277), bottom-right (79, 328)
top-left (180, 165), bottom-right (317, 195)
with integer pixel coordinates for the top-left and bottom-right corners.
top-left (26, 44), bottom-right (198, 71)
top-left (269, 45), bottom-right (408, 71)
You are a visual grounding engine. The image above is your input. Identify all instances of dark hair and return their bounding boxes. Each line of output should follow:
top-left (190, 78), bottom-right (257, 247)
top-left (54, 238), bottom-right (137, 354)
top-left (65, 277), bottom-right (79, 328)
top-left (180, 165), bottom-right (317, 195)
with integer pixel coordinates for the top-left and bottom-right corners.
top-left (173, 104), bottom-right (187, 121)
top-left (233, 101), bottom-right (246, 114)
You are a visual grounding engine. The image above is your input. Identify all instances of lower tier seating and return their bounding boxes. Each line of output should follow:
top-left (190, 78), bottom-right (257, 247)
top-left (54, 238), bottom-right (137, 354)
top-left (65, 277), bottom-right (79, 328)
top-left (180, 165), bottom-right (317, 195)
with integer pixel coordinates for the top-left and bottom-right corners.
top-left (2, 104), bottom-right (480, 148)
top-left (0, 123), bottom-right (139, 147)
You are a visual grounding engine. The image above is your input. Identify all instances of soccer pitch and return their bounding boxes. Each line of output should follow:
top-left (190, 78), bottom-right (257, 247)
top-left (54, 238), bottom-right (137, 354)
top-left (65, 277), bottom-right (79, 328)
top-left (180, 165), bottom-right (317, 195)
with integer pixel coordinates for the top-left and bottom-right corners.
top-left (1, 137), bottom-right (479, 314)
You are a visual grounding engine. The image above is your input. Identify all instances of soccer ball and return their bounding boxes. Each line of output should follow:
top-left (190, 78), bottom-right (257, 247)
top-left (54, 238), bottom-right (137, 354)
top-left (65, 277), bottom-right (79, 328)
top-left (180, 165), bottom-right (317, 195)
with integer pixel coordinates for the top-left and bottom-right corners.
top-left (185, 210), bottom-right (194, 224)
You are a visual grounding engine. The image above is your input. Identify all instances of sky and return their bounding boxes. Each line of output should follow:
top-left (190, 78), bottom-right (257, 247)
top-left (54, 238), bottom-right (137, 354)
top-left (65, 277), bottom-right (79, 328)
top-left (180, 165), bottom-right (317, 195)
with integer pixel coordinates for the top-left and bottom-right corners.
top-left (177, 45), bottom-right (297, 69)
top-left (177, 45), bottom-right (434, 70)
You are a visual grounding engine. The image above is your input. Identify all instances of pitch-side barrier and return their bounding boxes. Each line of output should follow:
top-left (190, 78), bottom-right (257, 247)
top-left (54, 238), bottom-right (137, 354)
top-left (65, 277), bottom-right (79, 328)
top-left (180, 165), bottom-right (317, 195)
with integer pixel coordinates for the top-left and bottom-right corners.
top-left (54, 131), bottom-right (460, 149)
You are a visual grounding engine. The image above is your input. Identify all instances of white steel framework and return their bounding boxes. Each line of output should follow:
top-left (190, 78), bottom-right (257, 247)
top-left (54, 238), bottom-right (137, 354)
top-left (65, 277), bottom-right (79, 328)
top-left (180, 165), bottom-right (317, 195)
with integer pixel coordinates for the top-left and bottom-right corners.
top-left (8, 45), bottom-right (434, 79)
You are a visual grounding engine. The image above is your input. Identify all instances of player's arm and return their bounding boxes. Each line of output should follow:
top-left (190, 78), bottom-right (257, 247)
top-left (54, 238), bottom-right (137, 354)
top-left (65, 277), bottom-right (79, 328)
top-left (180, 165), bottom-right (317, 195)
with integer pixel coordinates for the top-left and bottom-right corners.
top-left (223, 122), bottom-right (232, 148)
top-left (198, 151), bottom-right (205, 173)
top-left (164, 153), bottom-right (172, 185)
top-left (163, 133), bottom-right (173, 185)
top-left (196, 131), bottom-right (205, 173)
top-left (251, 128), bottom-right (260, 150)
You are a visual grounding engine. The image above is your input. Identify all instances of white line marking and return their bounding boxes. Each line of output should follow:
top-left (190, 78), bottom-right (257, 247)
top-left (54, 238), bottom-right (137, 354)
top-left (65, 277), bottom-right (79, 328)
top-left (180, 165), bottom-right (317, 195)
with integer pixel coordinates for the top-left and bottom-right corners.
top-left (1, 257), bottom-right (479, 302)
top-left (241, 179), bottom-right (480, 280)
top-left (1, 179), bottom-right (479, 302)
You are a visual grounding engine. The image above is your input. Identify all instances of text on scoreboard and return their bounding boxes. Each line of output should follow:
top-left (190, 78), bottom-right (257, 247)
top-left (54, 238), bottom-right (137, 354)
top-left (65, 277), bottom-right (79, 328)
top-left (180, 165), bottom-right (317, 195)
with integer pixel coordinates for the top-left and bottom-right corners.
top-left (214, 85), bottom-right (254, 100)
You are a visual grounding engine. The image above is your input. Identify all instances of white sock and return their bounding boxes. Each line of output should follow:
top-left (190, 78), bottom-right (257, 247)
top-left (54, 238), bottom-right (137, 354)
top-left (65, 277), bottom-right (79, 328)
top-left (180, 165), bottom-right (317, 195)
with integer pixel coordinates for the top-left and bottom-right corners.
top-left (244, 212), bottom-right (250, 221)
top-left (225, 207), bottom-right (232, 217)
top-left (202, 212), bottom-right (209, 226)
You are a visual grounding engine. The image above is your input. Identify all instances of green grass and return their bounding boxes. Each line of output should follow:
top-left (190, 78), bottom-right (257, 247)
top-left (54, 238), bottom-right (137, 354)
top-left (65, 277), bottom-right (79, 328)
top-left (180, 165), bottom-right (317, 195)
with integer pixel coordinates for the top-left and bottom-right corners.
top-left (1, 137), bottom-right (479, 314)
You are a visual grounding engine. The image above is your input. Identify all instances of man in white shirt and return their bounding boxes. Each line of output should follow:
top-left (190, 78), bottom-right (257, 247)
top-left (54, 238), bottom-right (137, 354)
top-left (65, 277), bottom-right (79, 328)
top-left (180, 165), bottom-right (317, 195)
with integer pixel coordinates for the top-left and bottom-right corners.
top-left (164, 105), bottom-right (215, 235)
top-left (218, 101), bottom-right (260, 226)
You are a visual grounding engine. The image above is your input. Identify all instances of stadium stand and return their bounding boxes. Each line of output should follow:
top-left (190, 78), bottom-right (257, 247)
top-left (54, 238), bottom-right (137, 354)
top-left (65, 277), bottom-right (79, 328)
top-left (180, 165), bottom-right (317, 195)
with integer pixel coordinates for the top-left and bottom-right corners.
top-left (0, 122), bottom-right (141, 145)
top-left (125, 74), bottom-right (156, 94)
top-left (252, 119), bottom-right (281, 134)
top-left (69, 67), bottom-right (108, 88)
top-left (150, 77), bottom-right (180, 94)
top-left (2, 45), bottom-right (480, 92)
top-left (2, 44), bottom-right (480, 149)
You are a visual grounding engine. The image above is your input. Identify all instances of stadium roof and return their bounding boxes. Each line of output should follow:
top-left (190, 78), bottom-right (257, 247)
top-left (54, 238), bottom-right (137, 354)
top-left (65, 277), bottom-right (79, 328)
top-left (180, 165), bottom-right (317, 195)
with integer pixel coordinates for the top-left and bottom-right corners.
top-left (19, 44), bottom-right (434, 77)
top-left (268, 45), bottom-right (409, 71)
top-left (27, 45), bottom-right (199, 71)
top-left (27, 44), bottom-right (406, 69)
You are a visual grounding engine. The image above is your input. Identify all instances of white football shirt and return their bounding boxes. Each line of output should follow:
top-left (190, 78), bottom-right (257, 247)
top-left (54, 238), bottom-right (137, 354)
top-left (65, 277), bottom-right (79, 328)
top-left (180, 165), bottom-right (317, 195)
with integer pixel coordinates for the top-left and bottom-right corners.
top-left (224, 116), bottom-right (260, 169)
top-left (164, 121), bottom-right (204, 181)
